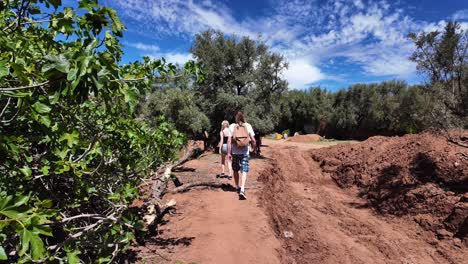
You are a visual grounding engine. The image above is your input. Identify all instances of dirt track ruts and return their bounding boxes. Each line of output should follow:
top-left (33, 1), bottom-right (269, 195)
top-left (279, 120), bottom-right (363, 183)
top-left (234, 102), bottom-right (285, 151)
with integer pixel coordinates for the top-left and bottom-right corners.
top-left (133, 139), bottom-right (467, 263)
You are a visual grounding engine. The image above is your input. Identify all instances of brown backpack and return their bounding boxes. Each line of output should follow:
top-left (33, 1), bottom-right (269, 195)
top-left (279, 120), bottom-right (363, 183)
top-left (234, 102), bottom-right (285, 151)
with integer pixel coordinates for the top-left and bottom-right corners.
top-left (233, 123), bottom-right (250, 148)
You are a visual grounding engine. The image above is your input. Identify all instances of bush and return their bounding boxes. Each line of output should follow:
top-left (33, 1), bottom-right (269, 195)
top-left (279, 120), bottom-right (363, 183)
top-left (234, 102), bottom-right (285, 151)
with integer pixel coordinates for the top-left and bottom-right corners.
top-left (0, 1), bottom-right (199, 262)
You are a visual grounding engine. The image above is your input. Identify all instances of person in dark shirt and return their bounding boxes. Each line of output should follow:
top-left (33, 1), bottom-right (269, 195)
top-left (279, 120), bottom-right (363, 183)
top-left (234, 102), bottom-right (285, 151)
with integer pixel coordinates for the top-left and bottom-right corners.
top-left (254, 134), bottom-right (261, 155)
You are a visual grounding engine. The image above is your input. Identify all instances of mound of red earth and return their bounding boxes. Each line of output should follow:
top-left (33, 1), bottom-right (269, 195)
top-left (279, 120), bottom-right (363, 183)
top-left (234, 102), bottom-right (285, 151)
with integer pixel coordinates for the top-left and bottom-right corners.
top-left (286, 134), bottom-right (322, 142)
top-left (311, 131), bottom-right (468, 244)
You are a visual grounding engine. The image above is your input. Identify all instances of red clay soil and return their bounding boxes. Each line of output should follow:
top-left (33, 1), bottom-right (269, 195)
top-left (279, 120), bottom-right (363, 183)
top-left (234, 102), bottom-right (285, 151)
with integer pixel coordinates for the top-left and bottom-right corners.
top-left (131, 134), bottom-right (467, 263)
top-left (311, 131), bottom-right (468, 243)
top-left (286, 134), bottom-right (322, 142)
top-left (132, 146), bottom-right (282, 263)
top-left (258, 139), bottom-right (466, 264)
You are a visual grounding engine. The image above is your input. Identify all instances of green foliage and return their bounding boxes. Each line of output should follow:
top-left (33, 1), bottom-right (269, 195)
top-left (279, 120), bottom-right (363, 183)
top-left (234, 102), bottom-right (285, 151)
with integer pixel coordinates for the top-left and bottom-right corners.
top-left (277, 88), bottom-right (333, 135)
top-left (140, 88), bottom-right (210, 136)
top-left (276, 81), bottom-right (435, 139)
top-left (409, 21), bottom-right (468, 127)
top-left (190, 30), bottom-right (287, 136)
top-left (0, 1), bottom-right (200, 262)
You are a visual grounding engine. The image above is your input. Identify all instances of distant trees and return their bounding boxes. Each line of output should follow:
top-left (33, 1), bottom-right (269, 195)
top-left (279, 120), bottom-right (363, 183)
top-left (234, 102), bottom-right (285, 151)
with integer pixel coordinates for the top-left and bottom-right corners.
top-left (276, 81), bottom-right (434, 139)
top-left (274, 21), bottom-right (467, 139)
top-left (141, 22), bottom-right (467, 142)
top-left (277, 88), bottom-right (333, 135)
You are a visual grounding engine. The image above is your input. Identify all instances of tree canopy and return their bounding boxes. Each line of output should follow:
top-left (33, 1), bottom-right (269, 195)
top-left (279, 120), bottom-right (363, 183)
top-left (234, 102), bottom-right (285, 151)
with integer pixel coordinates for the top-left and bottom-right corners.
top-left (409, 21), bottom-right (468, 127)
top-left (142, 29), bottom-right (289, 137)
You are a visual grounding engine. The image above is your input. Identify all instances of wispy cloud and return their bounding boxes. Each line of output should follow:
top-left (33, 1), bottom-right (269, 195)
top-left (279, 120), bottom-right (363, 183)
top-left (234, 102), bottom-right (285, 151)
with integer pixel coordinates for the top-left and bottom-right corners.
top-left (452, 9), bottom-right (468, 21)
top-left (125, 42), bottom-right (160, 52)
top-left (159, 52), bottom-right (194, 65)
top-left (146, 51), bottom-right (193, 66)
top-left (105, 0), bottom-right (468, 89)
top-left (124, 42), bottom-right (193, 65)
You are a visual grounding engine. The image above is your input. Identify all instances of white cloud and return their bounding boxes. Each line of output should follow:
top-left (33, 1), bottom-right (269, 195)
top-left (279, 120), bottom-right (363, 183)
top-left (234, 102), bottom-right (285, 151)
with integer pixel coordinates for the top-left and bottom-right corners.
top-left (105, 0), bottom-right (466, 88)
top-left (126, 42), bottom-right (160, 52)
top-left (452, 9), bottom-right (468, 21)
top-left (125, 41), bottom-right (193, 65)
top-left (163, 52), bottom-right (194, 65)
top-left (148, 52), bottom-right (194, 65)
top-left (283, 59), bottom-right (326, 89)
top-left (104, 0), bottom-right (255, 38)
top-left (354, 0), bottom-right (364, 9)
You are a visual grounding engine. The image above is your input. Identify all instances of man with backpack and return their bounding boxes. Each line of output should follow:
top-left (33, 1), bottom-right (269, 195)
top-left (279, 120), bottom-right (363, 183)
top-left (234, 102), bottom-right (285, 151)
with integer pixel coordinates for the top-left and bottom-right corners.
top-left (227, 111), bottom-right (256, 200)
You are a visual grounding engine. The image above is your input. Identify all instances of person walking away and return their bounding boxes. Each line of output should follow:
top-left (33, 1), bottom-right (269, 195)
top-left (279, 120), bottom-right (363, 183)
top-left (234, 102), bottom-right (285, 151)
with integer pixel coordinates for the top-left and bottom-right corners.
top-left (217, 120), bottom-right (232, 178)
top-left (227, 112), bottom-right (256, 200)
top-left (254, 133), bottom-right (261, 155)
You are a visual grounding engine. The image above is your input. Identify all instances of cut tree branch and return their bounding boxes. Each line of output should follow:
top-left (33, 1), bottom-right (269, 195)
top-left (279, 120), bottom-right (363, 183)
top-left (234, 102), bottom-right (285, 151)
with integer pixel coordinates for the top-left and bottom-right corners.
top-left (21, 17), bottom-right (66, 25)
top-left (170, 181), bottom-right (232, 194)
top-left (110, 74), bottom-right (185, 83)
top-left (61, 213), bottom-right (108, 223)
top-left (0, 80), bottom-right (50, 91)
top-left (144, 147), bottom-right (204, 229)
top-left (73, 133), bottom-right (99, 163)
top-left (0, 97), bottom-right (11, 119)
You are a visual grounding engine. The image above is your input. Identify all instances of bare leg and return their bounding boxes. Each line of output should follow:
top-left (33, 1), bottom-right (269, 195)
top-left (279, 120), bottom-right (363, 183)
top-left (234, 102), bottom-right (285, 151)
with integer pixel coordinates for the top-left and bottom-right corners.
top-left (240, 171), bottom-right (247, 191)
top-left (227, 158), bottom-right (233, 177)
top-left (221, 154), bottom-right (226, 175)
top-left (233, 170), bottom-right (240, 188)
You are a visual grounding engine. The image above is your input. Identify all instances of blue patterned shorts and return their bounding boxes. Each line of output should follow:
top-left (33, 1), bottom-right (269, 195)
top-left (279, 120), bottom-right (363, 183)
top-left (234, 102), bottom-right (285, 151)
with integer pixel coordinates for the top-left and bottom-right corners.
top-left (232, 154), bottom-right (249, 173)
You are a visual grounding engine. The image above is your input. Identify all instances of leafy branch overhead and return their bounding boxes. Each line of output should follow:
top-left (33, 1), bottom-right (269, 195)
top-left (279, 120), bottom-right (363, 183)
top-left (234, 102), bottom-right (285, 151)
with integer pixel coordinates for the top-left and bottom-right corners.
top-left (0, 0), bottom-right (202, 263)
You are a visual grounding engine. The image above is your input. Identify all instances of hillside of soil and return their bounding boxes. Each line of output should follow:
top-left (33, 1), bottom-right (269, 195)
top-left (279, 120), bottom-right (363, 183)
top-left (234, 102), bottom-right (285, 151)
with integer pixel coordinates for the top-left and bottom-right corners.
top-left (286, 134), bottom-right (322, 142)
top-left (311, 131), bottom-right (468, 244)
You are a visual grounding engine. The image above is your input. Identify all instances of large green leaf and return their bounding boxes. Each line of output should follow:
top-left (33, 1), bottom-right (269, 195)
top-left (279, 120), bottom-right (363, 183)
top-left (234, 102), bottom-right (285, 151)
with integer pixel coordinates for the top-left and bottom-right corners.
top-left (59, 131), bottom-right (80, 147)
top-left (0, 61), bottom-right (9, 78)
top-left (0, 246), bottom-right (7, 261)
top-left (0, 196), bottom-right (13, 211)
top-left (0, 210), bottom-right (24, 219)
top-left (53, 148), bottom-right (70, 160)
top-left (32, 225), bottom-right (53, 237)
top-left (122, 85), bottom-right (140, 113)
top-left (18, 228), bottom-right (31, 256)
top-left (77, 55), bottom-right (91, 78)
top-left (30, 232), bottom-right (46, 260)
top-left (66, 250), bottom-right (81, 264)
top-left (18, 228), bottom-right (46, 260)
top-left (12, 195), bottom-right (29, 208)
top-left (0, 195), bottom-right (29, 218)
top-left (19, 166), bottom-right (32, 178)
top-left (39, 115), bottom-right (51, 127)
top-left (67, 68), bottom-right (77, 81)
top-left (42, 54), bottom-right (70, 73)
top-left (108, 8), bottom-right (124, 37)
top-left (32, 102), bottom-right (52, 114)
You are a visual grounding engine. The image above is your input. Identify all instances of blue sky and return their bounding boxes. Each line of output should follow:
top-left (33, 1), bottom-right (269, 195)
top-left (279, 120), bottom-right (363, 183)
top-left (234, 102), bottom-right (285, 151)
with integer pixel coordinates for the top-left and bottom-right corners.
top-left (98, 0), bottom-right (468, 91)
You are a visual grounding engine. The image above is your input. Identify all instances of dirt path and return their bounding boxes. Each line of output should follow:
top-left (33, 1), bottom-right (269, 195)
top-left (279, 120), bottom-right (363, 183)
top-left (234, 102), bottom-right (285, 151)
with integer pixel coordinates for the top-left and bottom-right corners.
top-left (134, 146), bottom-right (282, 263)
top-left (133, 139), bottom-right (467, 263)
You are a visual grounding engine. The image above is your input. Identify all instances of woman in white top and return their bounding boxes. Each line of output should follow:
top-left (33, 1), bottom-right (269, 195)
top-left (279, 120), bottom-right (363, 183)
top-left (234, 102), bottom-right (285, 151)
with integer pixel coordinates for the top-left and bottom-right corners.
top-left (218, 120), bottom-right (232, 178)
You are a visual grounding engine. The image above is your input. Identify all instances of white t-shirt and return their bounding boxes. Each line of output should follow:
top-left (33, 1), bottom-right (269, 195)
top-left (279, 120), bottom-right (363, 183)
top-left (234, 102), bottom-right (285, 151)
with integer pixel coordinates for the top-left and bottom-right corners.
top-left (228, 123), bottom-right (255, 155)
